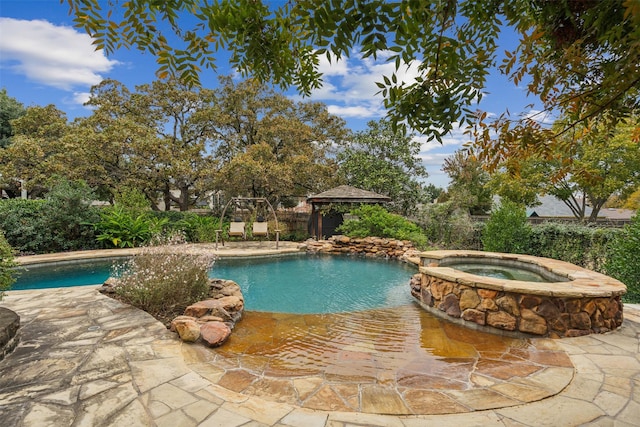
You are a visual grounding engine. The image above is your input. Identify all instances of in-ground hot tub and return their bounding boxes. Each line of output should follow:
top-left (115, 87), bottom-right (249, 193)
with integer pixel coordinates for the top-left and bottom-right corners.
top-left (411, 250), bottom-right (627, 338)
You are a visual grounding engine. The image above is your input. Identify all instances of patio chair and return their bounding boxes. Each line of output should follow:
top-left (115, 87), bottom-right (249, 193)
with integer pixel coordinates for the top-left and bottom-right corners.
top-left (252, 220), bottom-right (268, 238)
top-left (229, 221), bottom-right (246, 239)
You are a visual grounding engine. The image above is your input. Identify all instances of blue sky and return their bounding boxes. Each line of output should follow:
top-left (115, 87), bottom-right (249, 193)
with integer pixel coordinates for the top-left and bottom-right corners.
top-left (0, 0), bottom-right (542, 188)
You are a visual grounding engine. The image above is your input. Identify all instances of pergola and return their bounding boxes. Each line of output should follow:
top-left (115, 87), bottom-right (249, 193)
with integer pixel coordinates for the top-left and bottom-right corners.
top-left (307, 185), bottom-right (391, 240)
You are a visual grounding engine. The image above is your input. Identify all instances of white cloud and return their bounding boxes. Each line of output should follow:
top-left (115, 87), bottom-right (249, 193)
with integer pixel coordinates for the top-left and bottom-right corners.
top-left (306, 51), bottom-right (422, 122)
top-left (327, 105), bottom-right (383, 119)
top-left (0, 18), bottom-right (119, 91)
top-left (523, 109), bottom-right (556, 125)
top-left (71, 92), bottom-right (91, 105)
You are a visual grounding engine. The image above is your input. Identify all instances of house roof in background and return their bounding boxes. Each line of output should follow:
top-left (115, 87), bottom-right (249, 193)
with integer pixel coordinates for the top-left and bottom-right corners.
top-left (526, 195), bottom-right (634, 219)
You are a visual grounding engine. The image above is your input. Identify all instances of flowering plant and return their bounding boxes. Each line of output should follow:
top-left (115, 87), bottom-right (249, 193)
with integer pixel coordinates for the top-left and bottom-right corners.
top-left (112, 233), bottom-right (215, 322)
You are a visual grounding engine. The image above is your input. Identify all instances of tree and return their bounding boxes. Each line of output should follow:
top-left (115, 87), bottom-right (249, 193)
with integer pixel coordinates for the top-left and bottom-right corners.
top-left (494, 118), bottom-right (640, 221)
top-left (133, 79), bottom-right (219, 211)
top-left (336, 119), bottom-right (429, 215)
top-left (442, 150), bottom-right (492, 215)
top-left (80, 79), bottom-right (219, 211)
top-left (0, 89), bottom-right (25, 149)
top-left (488, 156), bottom-right (545, 207)
top-left (549, 120), bottom-right (640, 221)
top-left (65, 0), bottom-right (640, 157)
top-left (212, 76), bottom-right (347, 205)
top-left (623, 188), bottom-right (640, 210)
top-left (0, 105), bottom-right (70, 198)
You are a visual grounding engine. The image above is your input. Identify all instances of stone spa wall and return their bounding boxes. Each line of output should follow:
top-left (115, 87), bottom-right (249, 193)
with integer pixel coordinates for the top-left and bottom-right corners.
top-left (411, 251), bottom-right (627, 338)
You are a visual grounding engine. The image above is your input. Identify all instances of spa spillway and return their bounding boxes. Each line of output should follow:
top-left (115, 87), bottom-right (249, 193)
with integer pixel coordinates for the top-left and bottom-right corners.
top-left (411, 250), bottom-right (627, 338)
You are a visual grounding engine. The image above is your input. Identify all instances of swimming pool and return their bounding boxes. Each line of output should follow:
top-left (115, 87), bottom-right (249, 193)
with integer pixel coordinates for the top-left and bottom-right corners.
top-left (12, 255), bottom-right (416, 314)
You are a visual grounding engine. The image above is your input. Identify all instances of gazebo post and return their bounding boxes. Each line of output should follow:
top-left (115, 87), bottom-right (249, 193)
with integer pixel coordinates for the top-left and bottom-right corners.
top-left (316, 206), bottom-right (323, 240)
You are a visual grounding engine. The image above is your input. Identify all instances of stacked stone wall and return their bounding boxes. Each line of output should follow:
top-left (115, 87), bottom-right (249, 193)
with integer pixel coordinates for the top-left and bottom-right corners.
top-left (305, 235), bottom-right (420, 263)
top-left (410, 273), bottom-right (624, 338)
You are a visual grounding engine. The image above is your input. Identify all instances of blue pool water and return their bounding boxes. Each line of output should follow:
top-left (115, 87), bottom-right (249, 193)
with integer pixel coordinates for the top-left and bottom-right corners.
top-left (12, 255), bottom-right (416, 314)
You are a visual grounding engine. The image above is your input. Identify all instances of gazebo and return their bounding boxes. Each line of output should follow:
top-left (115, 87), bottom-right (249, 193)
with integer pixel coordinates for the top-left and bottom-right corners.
top-left (307, 185), bottom-right (391, 240)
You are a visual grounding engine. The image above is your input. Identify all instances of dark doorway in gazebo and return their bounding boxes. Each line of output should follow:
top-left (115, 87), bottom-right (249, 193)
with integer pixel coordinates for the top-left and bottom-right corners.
top-left (307, 185), bottom-right (391, 240)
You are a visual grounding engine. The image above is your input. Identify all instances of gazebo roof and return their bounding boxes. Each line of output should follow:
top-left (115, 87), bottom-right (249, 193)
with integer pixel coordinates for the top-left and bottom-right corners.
top-left (307, 185), bottom-right (391, 204)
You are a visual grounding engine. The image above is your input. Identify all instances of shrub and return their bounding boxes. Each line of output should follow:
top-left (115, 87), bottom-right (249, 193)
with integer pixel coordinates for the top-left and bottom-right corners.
top-left (529, 222), bottom-right (618, 270)
top-left (175, 213), bottom-right (221, 243)
top-left (0, 199), bottom-right (50, 254)
top-left (112, 234), bottom-right (214, 322)
top-left (95, 206), bottom-right (168, 248)
top-left (0, 231), bottom-right (18, 300)
top-left (482, 200), bottom-right (531, 253)
top-left (416, 201), bottom-right (481, 249)
top-left (113, 187), bottom-right (152, 216)
top-left (606, 213), bottom-right (640, 302)
top-left (0, 178), bottom-right (100, 254)
top-left (337, 205), bottom-right (428, 248)
top-left (45, 179), bottom-right (100, 251)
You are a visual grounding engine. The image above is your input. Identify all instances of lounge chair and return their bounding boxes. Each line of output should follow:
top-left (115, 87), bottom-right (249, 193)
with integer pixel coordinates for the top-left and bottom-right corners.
top-left (252, 221), bottom-right (268, 238)
top-left (229, 221), bottom-right (246, 239)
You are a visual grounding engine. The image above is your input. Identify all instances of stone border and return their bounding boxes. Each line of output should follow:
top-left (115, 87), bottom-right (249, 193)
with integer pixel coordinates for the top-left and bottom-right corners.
top-left (0, 307), bottom-right (20, 362)
top-left (412, 250), bottom-right (627, 338)
top-left (304, 235), bottom-right (421, 263)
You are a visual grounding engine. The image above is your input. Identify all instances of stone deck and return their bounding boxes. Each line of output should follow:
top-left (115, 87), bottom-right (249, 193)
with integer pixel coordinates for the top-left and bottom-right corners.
top-left (1, 244), bottom-right (639, 426)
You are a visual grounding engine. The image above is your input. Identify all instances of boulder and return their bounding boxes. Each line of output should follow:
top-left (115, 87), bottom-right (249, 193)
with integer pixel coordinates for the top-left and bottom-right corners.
top-left (462, 308), bottom-right (486, 325)
top-left (200, 321), bottom-right (231, 347)
top-left (99, 277), bottom-right (119, 294)
top-left (172, 318), bottom-right (201, 342)
top-left (438, 293), bottom-right (461, 318)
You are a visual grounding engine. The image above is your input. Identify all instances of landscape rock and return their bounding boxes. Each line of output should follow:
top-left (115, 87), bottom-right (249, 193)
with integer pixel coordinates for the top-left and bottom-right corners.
top-left (200, 321), bottom-right (231, 347)
top-left (173, 318), bottom-right (201, 342)
top-left (171, 278), bottom-right (244, 346)
top-left (305, 236), bottom-right (419, 263)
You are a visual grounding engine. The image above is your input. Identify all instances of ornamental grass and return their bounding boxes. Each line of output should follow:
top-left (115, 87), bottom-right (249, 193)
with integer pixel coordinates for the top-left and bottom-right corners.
top-left (112, 234), bottom-right (215, 324)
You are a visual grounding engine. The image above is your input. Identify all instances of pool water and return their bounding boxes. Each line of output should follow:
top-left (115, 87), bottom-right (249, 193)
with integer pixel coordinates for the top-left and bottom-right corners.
top-left (449, 262), bottom-right (549, 282)
top-left (13, 255), bottom-right (415, 314)
top-left (13, 259), bottom-right (117, 290)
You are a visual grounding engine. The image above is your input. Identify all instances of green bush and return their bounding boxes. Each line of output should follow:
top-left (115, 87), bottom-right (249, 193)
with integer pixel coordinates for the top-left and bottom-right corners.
top-left (0, 231), bottom-right (18, 300)
top-left (337, 205), bottom-right (428, 248)
top-left (529, 222), bottom-right (617, 270)
top-left (113, 187), bottom-right (152, 216)
top-left (175, 213), bottom-right (221, 243)
top-left (112, 234), bottom-right (214, 322)
top-left (279, 229), bottom-right (309, 242)
top-left (0, 199), bottom-right (49, 254)
top-left (482, 200), bottom-right (531, 253)
top-left (0, 179), bottom-right (100, 254)
top-left (606, 213), bottom-right (640, 302)
top-left (95, 206), bottom-right (168, 248)
top-left (416, 201), bottom-right (481, 249)
top-left (45, 179), bottom-right (100, 251)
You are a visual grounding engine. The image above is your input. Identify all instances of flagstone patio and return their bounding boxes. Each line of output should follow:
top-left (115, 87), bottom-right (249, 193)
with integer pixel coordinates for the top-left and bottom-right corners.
top-left (1, 245), bottom-right (639, 426)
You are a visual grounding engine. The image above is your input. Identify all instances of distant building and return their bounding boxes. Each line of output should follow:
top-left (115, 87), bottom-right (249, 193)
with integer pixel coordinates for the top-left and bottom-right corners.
top-left (525, 195), bottom-right (634, 224)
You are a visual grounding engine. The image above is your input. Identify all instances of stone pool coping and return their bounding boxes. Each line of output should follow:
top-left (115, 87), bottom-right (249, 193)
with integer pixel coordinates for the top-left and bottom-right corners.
top-left (14, 241), bottom-right (306, 266)
top-left (419, 250), bottom-right (627, 298)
